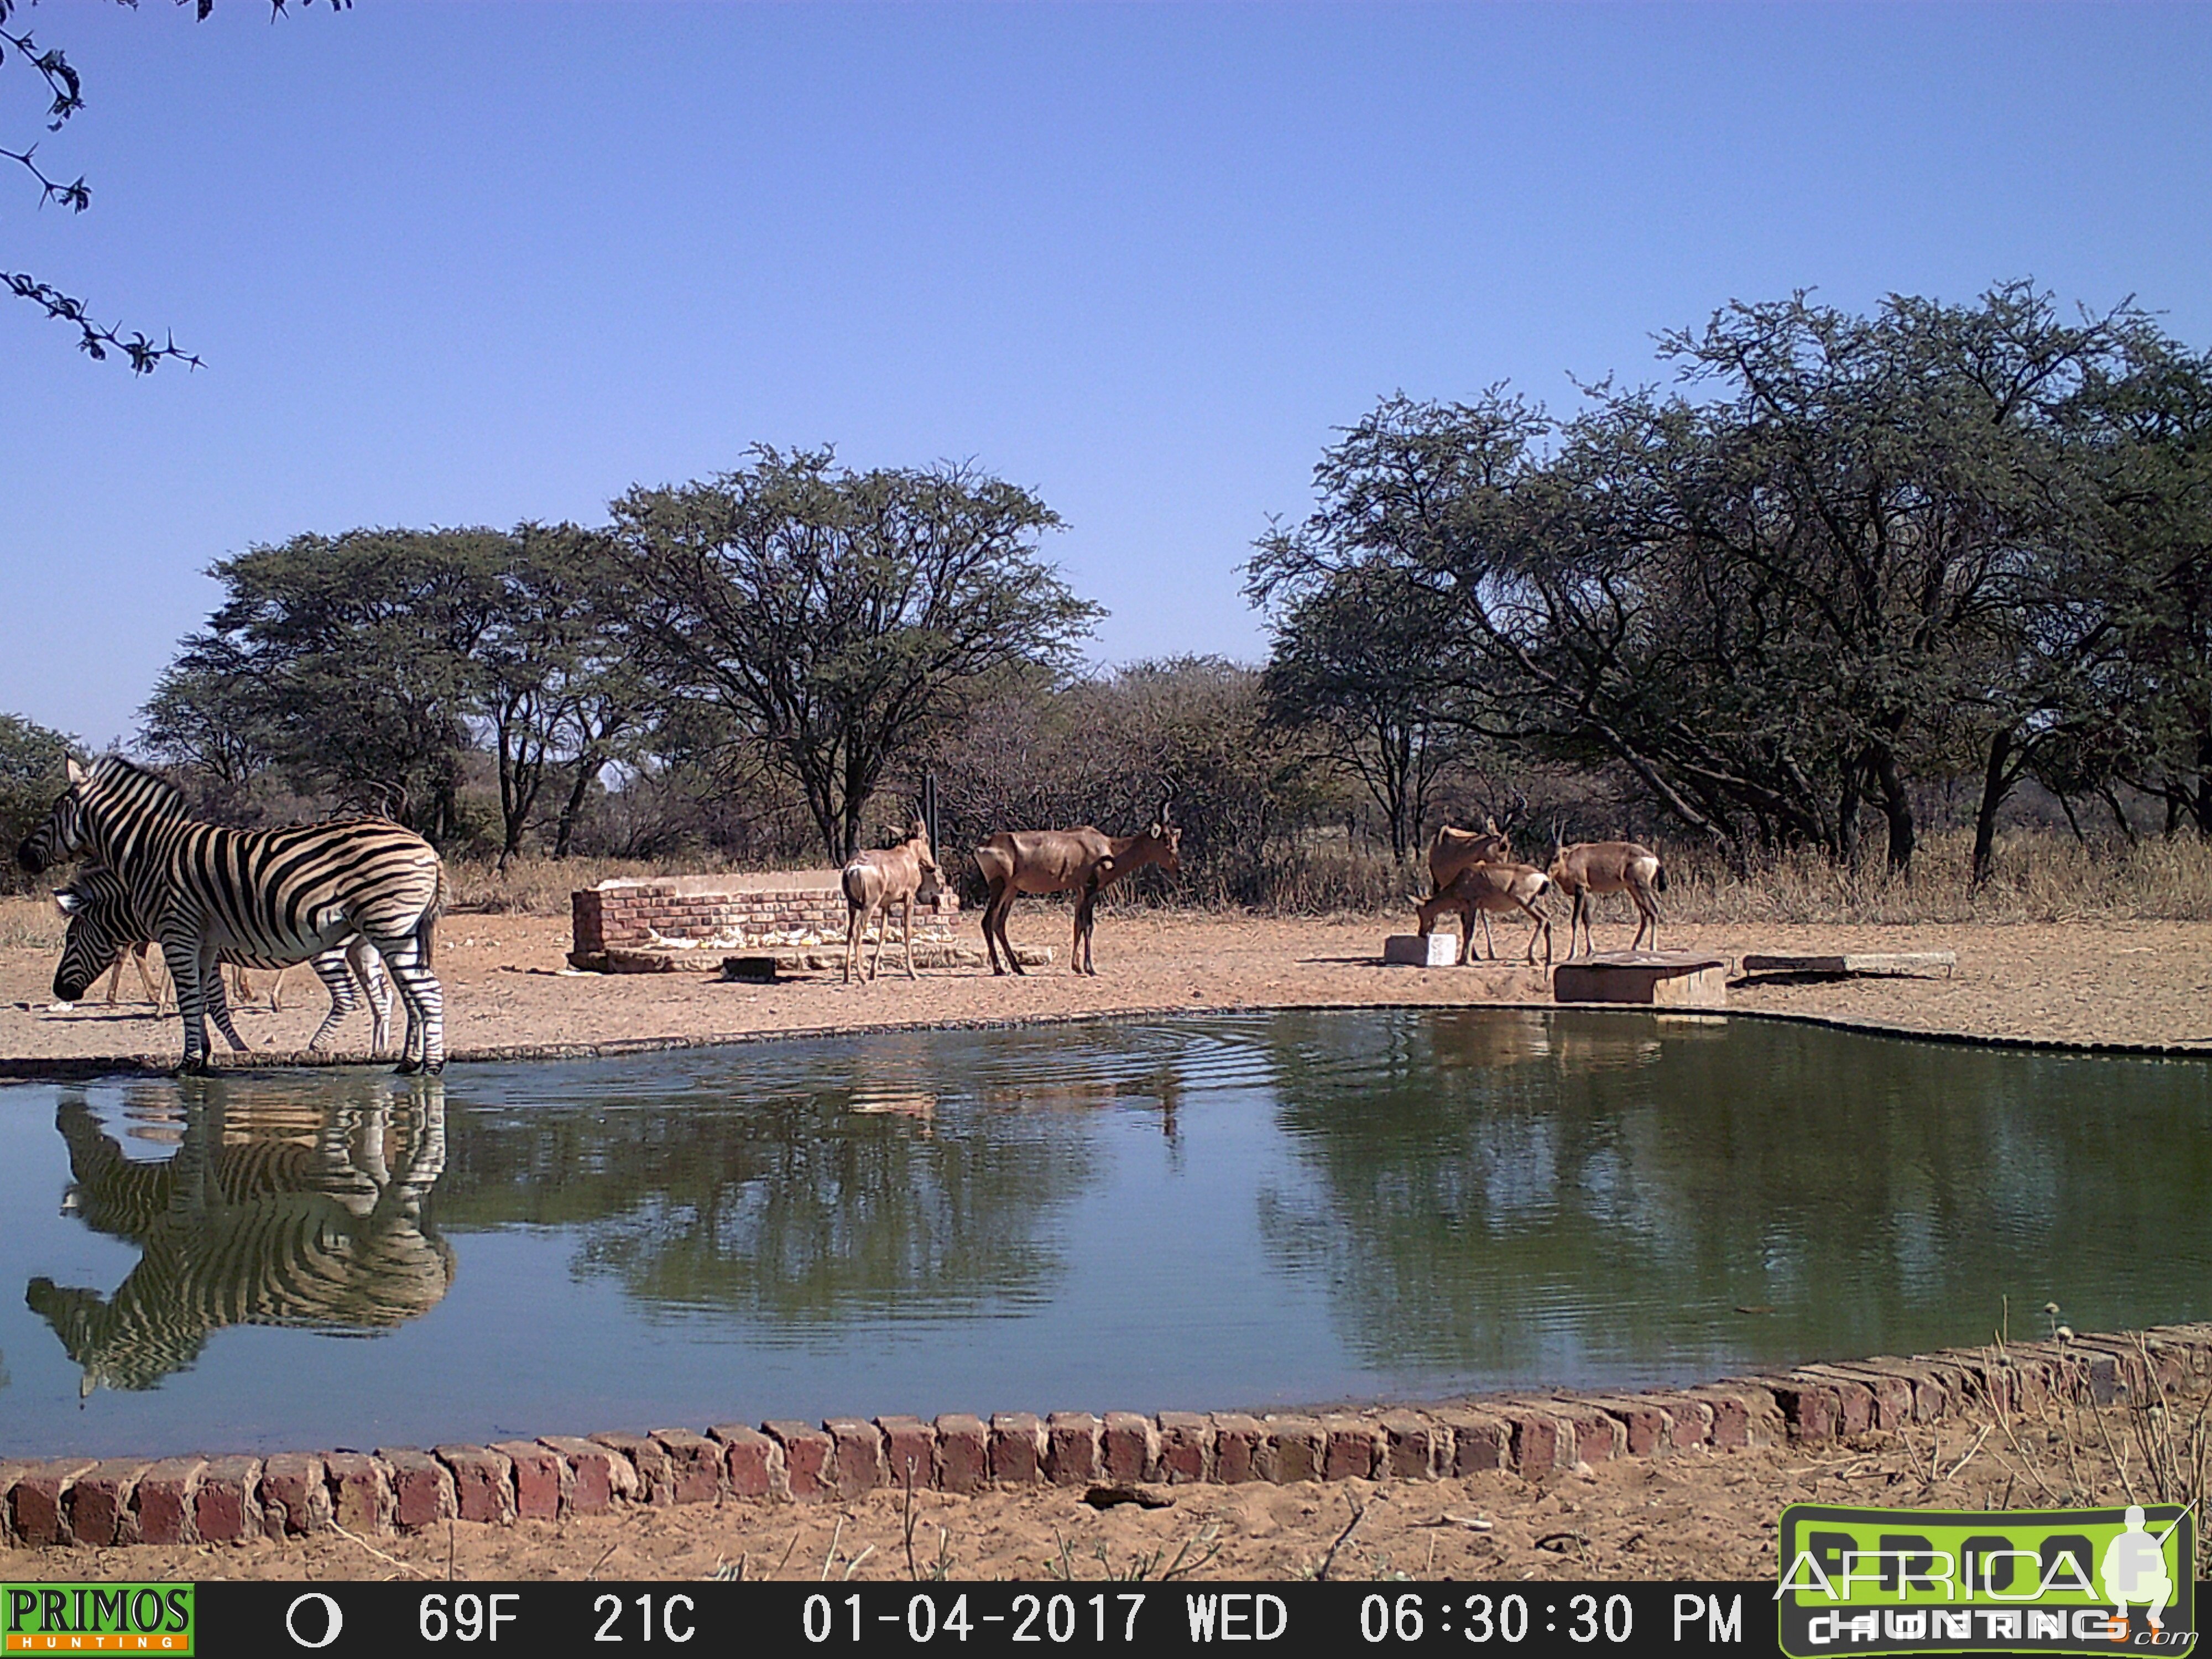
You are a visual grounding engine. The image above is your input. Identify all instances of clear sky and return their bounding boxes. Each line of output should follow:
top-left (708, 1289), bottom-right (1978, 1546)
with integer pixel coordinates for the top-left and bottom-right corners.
top-left (2, 2), bottom-right (2206, 746)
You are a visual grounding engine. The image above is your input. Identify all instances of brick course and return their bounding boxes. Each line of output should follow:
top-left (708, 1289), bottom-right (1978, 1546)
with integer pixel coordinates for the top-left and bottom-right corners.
top-left (12, 1323), bottom-right (2212, 1550)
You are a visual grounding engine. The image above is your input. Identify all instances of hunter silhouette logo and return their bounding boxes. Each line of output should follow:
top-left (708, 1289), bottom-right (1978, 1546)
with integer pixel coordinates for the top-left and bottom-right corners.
top-left (1776, 1504), bottom-right (2195, 1656)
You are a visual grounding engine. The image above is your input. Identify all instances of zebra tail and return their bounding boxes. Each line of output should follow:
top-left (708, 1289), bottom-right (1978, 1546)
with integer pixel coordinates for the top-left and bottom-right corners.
top-left (418, 861), bottom-right (450, 966)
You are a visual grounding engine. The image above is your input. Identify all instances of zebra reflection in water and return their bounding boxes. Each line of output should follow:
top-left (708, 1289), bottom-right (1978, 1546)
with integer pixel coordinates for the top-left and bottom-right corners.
top-left (27, 1078), bottom-right (455, 1396)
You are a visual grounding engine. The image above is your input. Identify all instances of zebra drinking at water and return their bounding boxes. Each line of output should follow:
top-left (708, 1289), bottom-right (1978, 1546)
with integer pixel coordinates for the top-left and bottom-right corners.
top-left (17, 755), bottom-right (448, 1073)
top-left (54, 864), bottom-right (397, 1056)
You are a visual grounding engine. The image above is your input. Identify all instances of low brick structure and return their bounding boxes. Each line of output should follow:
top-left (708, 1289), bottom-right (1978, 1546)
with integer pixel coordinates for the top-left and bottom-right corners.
top-left (570, 873), bottom-right (958, 973)
top-left (8, 1324), bottom-right (2205, 1550)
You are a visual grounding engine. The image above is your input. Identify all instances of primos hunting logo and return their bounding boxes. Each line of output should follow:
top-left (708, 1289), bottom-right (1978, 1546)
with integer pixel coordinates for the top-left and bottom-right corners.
top-left (2, 1585), bottom-right (195, 1653)
top-left (1778, 1504), bottom-right (2195, 1656)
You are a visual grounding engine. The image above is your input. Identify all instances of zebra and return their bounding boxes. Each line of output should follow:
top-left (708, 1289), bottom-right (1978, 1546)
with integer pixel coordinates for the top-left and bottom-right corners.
top-left (30, 1086), bottom-right (453, 1395)
top-left (54, 864), bottom-right (395, 1056)
top-left (17, 755), bottom-right (448, 1073)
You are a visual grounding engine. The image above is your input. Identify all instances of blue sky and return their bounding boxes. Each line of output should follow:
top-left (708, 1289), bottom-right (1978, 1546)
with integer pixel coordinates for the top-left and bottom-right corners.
top-left (2, 2), bottom-right (2206, 745)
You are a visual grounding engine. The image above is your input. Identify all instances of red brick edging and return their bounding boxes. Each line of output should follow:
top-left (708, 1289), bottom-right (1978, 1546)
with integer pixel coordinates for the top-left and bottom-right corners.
top-left (5, 1324), bottom-right (2203, 1549)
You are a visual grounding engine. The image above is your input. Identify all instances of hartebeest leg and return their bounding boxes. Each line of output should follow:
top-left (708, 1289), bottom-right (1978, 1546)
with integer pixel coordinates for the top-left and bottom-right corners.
top-left (1629, 878), bottom-right (1659, 952)
top-left (844, 900), bottom-right (867, 983)
top-left (1517, 898), bottom-right (1553, 968)
top-left (992, 888), bottom-right (1026, 977)
top-left (901, 894), bottom-right (919, 980)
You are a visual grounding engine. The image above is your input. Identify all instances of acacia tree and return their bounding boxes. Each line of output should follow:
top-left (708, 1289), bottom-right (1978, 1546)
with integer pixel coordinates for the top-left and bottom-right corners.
top-left (1246, 549), bottom-right (1473, 862)
top-left (611, 447), bottom-right (1103, 862)
top-left (3, 0), bottom-right (337, 372)
top-left (169, 529), bottom-right (509, 842)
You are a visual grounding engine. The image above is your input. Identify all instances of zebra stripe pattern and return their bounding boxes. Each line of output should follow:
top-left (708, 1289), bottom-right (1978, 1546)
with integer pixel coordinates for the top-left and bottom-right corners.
top-left (18, 755), bottom-right (445, 1072)
top-left (33, 1092), bottom-right (452, 1394)
top-left (55, 864), bottom-right (395, 1056)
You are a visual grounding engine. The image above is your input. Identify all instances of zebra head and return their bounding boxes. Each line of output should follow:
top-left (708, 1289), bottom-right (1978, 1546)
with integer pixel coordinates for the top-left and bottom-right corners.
top-left (16, 755), bottom-right (186, 875)
top-left (52, 866), bottom-right (142, 1003)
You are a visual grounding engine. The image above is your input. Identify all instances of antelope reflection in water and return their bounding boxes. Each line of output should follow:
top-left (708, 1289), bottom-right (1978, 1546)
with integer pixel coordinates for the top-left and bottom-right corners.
top-left (27, 1078), bottom-right (453, 1397)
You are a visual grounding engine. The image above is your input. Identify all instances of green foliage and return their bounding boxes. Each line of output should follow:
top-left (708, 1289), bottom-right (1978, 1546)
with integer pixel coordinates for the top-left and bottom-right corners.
top-left (0, 710), bottom-right (79, 893)
top-left (611, 446), bottom-right (1103, 862)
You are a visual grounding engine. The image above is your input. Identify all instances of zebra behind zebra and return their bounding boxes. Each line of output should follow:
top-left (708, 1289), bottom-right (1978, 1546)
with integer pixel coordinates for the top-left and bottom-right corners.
top-left (18, 755), bottom-right (448, 1073)
top-left (54, 864), bottom-right (396, 1056)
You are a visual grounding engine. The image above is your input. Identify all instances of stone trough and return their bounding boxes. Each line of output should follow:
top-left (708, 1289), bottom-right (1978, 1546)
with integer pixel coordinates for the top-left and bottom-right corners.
top-left (1738, 951), bottom-right (1957, 980)
top-left (570, 871), bottom-right (963, 973)
top-left (1552, 951), bottom-right (1729, 1008)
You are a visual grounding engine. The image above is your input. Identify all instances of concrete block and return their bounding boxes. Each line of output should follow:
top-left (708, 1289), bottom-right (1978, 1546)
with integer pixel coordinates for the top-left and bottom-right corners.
top-left (436, 1446), bottom-right (516, 1525)
top-left (1384, 932), bottom-right (1462, 967)
top-left (9, 1460), bottom-right (94, 1547)
top-left (1321, 1417), bottom-right (1381, 1481)
top-left (1553, 952), bottom-right (1728, 1007)
top-left (1380, 1413), bottom-right (1444, 1480)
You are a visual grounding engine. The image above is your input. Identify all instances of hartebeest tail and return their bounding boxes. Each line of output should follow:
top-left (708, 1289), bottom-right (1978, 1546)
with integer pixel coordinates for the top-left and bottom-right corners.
top-left (842, 818), bottom-right (941, 983)
top-left (1547, 840), bottom-right (1665, 957)
top-left (1415, 861), bottom-right (1554, 968)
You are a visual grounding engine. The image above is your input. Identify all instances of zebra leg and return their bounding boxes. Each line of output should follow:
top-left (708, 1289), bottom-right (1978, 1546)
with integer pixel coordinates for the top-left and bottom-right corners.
top-left (161, 937), bottom-right (212, 1072)
top-left (305, 953), bottom-right (361, 1052)
top-left (367, 928), bottom-right (444, 1074)
top-left (204, 964), bottom-right (251, 1053)
top-left (349, 938), bottom-right (393, 1056)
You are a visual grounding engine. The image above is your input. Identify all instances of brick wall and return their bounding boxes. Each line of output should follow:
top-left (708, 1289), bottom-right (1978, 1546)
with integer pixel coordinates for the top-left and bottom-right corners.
top-left (572, 874), bottom-right (959, 969)
top-left (8, 1324), bottom-right (2203, 1546)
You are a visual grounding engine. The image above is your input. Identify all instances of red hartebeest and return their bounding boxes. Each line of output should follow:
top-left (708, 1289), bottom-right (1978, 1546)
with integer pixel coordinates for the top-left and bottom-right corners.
top-left (1415, 861), bottom-right (1555, 968)
top-left (1547, 840), bottom-right (1667, 957)
top-left (973, 799), bottom-right (1181, 977)
top-left (1424, 818), bottom-right (1514, 958)
top-left (842, 818), bottom-right (942, 983)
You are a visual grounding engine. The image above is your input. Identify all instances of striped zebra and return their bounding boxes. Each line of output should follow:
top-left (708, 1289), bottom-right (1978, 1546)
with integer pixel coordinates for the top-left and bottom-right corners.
top-left (30, 1087), bottom-right (453, 1395)
top-left (17, 755), bottom-right (447, 1073)
top-left (54, 864), bottom-right (395, 1056)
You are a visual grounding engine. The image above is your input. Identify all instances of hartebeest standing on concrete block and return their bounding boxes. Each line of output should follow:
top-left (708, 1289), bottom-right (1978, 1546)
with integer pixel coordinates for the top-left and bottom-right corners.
top-left (1547, 840), bottom-right (1667, 957)
top-left (842, 818), bottom-right (942, 983)
top-left (973, 798), bottom-right (1181, 977)
top-left (1415, 860), bottom-right (1555, 968)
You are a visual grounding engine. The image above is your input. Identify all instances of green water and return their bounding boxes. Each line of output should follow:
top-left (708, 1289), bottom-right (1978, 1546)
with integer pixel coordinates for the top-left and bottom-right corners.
top-left (2, 1008), bottom-right (2207, 1457)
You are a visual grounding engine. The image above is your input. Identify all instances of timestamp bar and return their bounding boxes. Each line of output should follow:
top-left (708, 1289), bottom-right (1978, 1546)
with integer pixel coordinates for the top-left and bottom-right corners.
top-left (175, 1580), bottom-right (1794, 1656)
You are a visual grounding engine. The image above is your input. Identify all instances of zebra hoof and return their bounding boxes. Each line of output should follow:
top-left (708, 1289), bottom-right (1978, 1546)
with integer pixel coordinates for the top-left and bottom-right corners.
top-left (393, 1059), bottom-right (421, 1076)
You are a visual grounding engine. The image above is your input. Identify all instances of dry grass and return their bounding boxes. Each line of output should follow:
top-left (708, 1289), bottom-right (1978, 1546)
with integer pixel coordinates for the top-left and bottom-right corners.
top-left (1663, 829), bottom-right (2212, 927)
top-left (0, 895), bottom-right (63, 951)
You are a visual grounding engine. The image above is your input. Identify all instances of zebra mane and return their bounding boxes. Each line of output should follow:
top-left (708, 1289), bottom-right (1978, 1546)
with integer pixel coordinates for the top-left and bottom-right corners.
top-left (84, 754), bottom-right (188, 818)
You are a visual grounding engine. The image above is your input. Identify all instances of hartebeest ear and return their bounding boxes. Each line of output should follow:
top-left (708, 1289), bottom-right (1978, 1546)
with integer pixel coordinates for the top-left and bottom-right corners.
top-left (66, 757), bottom-right (86, 786)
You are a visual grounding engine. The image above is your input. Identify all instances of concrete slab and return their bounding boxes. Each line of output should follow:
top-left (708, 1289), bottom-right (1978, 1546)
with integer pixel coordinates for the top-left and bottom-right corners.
top-left (1553, 952), bottom-right (1728, 1008)
top-left (1384, 933), bottom-right (1462, 968)
top-left (1739, 951), bottom-right (1956, 979)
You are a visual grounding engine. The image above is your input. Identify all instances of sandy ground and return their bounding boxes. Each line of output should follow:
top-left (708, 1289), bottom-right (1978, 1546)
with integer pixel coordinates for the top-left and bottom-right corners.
top-left (4, 900), bottom-right (2209, 1582)
top-left (5, 905), bottom-right (2211, 1068)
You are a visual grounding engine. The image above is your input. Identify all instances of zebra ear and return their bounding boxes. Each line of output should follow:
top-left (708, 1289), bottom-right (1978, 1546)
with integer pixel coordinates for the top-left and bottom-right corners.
top-left (65, 757), bottom-right (86, 786)
top-left (54, 890), bottom-right (81, 915)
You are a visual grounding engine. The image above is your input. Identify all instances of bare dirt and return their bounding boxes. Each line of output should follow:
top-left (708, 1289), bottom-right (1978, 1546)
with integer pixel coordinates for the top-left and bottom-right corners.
top-left (4, 899), bottom-right (2209, 1582)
